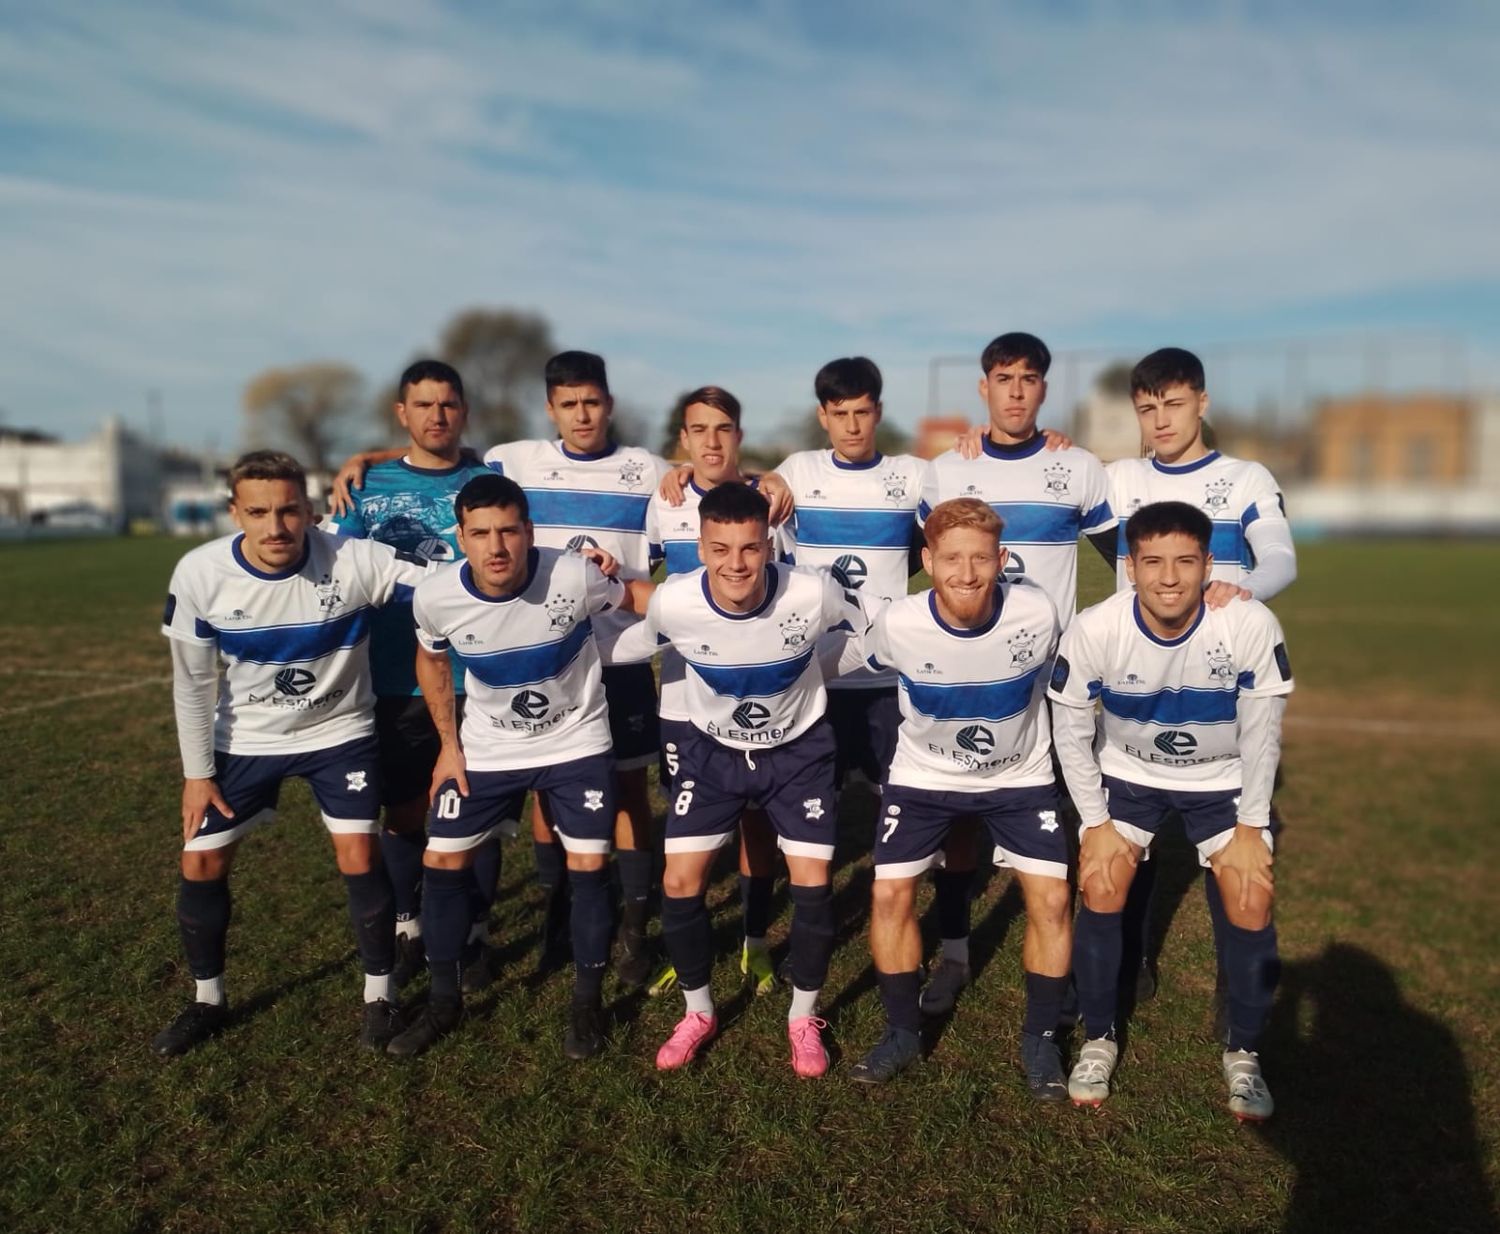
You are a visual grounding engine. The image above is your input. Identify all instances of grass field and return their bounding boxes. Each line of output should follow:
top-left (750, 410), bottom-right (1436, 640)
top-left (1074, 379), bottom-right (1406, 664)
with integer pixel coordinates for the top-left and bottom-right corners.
top-left (2, 536), bottom-right (1498, 1233)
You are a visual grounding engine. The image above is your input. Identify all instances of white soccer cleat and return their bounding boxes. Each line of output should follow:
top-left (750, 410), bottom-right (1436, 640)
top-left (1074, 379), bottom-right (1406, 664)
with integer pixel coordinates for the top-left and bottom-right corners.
top-left (1222, 1049), bottom-right (1274, 1122)
top-left (1068, 1037), bottom-right (1119, 1107)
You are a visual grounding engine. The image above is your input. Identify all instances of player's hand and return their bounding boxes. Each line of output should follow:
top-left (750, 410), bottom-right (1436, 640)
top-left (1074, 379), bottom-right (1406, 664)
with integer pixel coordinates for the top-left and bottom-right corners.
top-left (328, 454), bottom-right (373, 518)
top-left (956, 424), bottom-right (985, 460)
top-left (659, 465), bottom-right (692, 506)
top-left (1203, 580), bottom-right (1253, 609)
top-left (1041, 427), bottom-right (1074, 451)
top-left (1210, 824), bottom-right (1274, 912)
top-left (429, 745), bottom-right (470, 805)
top-left (1077, 821), bottom-right (1137, 899)
top-left (181, 777), bottom-right (232, 844)
top-left (758, 471), bottom-right (794, 526)
top-left (580, 546), bottom-right (620, 577)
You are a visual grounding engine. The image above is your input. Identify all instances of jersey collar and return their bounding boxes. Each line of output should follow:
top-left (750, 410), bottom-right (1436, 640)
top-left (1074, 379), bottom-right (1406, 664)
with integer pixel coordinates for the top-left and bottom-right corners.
top-left (231, 533), bottom-right (310, 581)
top-left (1150, 450), bottom-right (1220, 475)
top-left (701, 563), bottom-right (780, 620)
top-left (981, 433), bottom-right (1046, 460)
top-left (830, 450), bottom-right (883, 470)
top-left (398, 455), bottom-right (474, 477)
top-left (558, 439), bottom-right (619, 462)
top-left (1131, 594), bottom-right (1206, 646)
top-left (460, 548), bottom-right (539, 603)
top-left (927, 586), bottom-right (1004, 638)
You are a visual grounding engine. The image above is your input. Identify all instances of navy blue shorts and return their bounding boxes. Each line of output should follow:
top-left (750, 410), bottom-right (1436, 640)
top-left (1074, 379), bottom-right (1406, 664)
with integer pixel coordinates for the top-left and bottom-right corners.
top-left (664, 721), bottom-right (837, 861)
top-left (428, 753), bottom-right (617, 855)
top-left (658, 717), bottom-right (693, 792)
top-left (602, 662), bottom-right (660, 771)
top-left (374, 695), bottom-right (466, 807)
top-left (827, 686), bottom-right (901, 787)
top-left (1101, 776), bottom-right (1269, 868)
top-left (874, 781), bottom-right (1068, 881)
top-left (186, 735), bottom-right (382, 852)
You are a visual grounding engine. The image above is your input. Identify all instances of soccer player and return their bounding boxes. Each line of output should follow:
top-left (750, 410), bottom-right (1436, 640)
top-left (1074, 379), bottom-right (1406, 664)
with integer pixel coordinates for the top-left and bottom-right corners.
top-left (1108, 347), bottom-right (1298, 1007)
top-left (385, 474), bottom-right (655, 1059)
top-left (1048, 501), bottom-right (1293, 1120)
top-left (646, 385), bottom-right (780, 998)
top-left (849, 499), bottom-right (1073, 1096)
top-left (611, 484), bottom-right (863, 1076)
top-left (330, 359), bottom-right (491, 991)
top-left (916, 331), bottom-right (1116, 1014)
top-left (154, 451), bottom-right (431, 1057)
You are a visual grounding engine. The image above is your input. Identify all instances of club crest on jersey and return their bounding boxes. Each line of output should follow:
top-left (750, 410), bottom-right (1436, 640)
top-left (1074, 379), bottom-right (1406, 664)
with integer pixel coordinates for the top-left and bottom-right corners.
top-left (315, 574), bottom-right (344, 612)
top-left (1043, 463), bottom-right (1073, 501)
top-left (882, 475), bottom-right (909, 504)
top-left (345, 771), bottom-right (368, 793)
top-left (546, 593), bottom-right (575, 631)
top-left (780, 616), bottom-right (810, 649)
top-left (1008, 628), bottom-right (1038, 666)
top-left (583, 789), bottom-right (605, 812)
top-left (803, 798), bottom-right (826, 821)
top-left (1204, 477), bottom-right (1235, 513)
top-left (1205, 642), bottom-right (1235, 683)
top-left (617, 460), bottom-right (646, 489)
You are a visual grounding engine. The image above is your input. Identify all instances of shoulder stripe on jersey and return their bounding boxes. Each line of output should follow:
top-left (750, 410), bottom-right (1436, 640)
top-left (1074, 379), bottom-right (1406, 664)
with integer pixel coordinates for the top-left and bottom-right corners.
top-left (987, 501), bottom-right (1082, 544)
top-left (213, 607), bottom-right (372, 664)
top-left (793, 507), bottom-right (916, 549)
top-left (454, 618), bottom-right (593, 689)
top-left (526, 489), bottom-right (649, 533)
top-left (688, 649), bottom-right (815, 699)
top-left (663, 540), bottom-right (702, 576)
top-left (900, 668), bottom-right (1041, 722)
top-left (1100, 685), bottom-right (1238, 726)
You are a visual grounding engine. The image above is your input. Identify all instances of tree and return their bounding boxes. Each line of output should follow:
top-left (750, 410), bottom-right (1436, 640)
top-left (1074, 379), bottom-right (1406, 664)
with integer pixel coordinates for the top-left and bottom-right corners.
top-left (436, 308), bottom-right (555, 445)
top-left (243, 362), bottom-right (364, 473)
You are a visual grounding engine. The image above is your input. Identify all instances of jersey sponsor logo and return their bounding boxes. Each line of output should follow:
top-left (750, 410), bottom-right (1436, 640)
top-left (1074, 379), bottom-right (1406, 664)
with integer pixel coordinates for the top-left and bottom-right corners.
top-left (693, 642), bottom-right (718, 657)
top-left (565, 534), bottom-right (601, 553)
top-left (1122, 673), bottom-right (1143, 686)
top-left (274, 668), bottom-right (317, 697)
top-left (220, 608), bottom-right (252, 623)
top-left (956, 724), bottom-right (994, 755)
top-left (830, 554), bottom-right (868, 589)
top-left (732, 701), bottom-right (771, 730)
top-left (315, 574), bottom-right (344, 613)
top-left (618, 460), bottom-right (647, 489)
top-left (1008, 628), bottom-right (1038, 667)
top-left (961, 484), bottom-right (983, 497)
top-left (779, 616), bottom-right (810, 649)
top-left (803, 797), bottom-right (826, 821)
top-left (583, 789), bottom-right (605, 812)
top-left (459, 633), bottom-right (483, 647)
top-left (1204, 477), bottom-right (1235, 513)
top-left (1038, 809), bottom-right (1058, 833)
top-left (543, 469), bottom-right (564, 482)
top-left (512, 689), bottom-right (550, 720)
top-left (806, 488), bottom-right (826, 500)
top-left (346, 770), bottom-right (368, 793)
top-left (1205, 643), bottom-right (1236, 684)
top-left (917, 661), bottom-right (941, 675)
top-left (1153, 730), bottom-right (1198, 757)
top-left (1004, 550), bottom-right (1026, 576)
top-left (249, 668), bottom-right (346, 711)
top-left (546, 594), bottom-right (576, 631)
top-left (1043, 463), bottom-right (1073, 501)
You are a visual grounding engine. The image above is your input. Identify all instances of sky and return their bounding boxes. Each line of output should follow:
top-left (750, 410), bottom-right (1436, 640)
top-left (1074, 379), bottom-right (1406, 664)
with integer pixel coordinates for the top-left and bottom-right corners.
top-left (2, 0), bottom-right (1498, 451)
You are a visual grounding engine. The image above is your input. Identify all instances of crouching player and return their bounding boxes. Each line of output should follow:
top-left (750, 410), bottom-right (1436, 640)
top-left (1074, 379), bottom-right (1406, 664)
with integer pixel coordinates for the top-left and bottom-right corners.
top-left (1048, 501), bottom-right (1293, 1119)
top-left (387, 474), bottom-right (654, 1059)
top-left (612, 484), bottom-right (865, 1076)
top-left (849, 498), bottom-right (1072, 1096)
top-left (155, 451), bottom-right (432, 1056)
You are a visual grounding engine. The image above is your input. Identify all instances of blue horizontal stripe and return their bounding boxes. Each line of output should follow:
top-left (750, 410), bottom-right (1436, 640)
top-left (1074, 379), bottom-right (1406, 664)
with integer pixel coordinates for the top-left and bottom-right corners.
top-left (689, 649), bottom-right (815, 698)
top-left (794, 507), bottom-right (915, 549)
top-left (526, 488), bottom-right (649, 533)
top-left (455, 618), bottom-right (593, 688)
top-left (1101, 684), bottom-right (1238, 726)
top-left (990, 501), bottom-right (1082, 545)
top-left (1081, 501), bottom-right (1114, 531)
top-left (214, 607), bottom-right (372, 664)
top-left (900, 668), bottom-right (1041, 722)
top-left (663, 540), bottom-right (701, 576)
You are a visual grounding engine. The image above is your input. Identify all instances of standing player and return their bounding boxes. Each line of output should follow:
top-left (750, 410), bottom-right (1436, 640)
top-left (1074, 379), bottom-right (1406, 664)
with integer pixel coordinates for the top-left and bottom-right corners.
top-left (154, 451), bottom-right (430, 1056)
top-left (646, 386), bottom-right (780, 997)
top-left (917, 332), bottom-right (1116, 1013)
top-left (386, 474), bottom-right (655, 1059)
top-left (849, 499), bottom-right (1073, 1097)
top-left (330, 359), bottom-right (491, 991)
top-left (1107, 347), bottom-right (1298, 1005)
top-left (611, 484), bottom-right (864, 1076)
top-left (1048, 502), bottom-right (1293, 1119)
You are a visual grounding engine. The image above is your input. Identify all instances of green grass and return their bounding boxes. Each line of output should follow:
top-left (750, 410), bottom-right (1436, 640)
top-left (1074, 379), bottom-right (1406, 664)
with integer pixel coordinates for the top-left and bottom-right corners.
top-left (1, 536), bottom-right (1497, 1233)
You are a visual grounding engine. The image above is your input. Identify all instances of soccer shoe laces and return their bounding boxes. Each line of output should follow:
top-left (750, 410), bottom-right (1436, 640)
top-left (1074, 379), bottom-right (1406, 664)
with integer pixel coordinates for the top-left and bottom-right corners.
top-left (1224, 1053), bottom-right (1270, 1101)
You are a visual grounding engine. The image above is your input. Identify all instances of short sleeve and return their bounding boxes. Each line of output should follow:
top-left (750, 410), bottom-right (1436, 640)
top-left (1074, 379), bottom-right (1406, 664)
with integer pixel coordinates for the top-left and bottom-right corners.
top-left (583, 559), bottom-right (628, 616)
top-left (412, 582), bottom-right (449, 653)
top-left (162, 560), bottom-right (215, 645)
top-left (820, 568), bottom-right (863, 636)
top-left (1239, 462), bottom-right (1289, 530)
top-left (1048, 616), bottom-right (1104, 708)
top-left (483, 441), bottom-right (525, 477)
top-left (1077, 453), bottom-right (1116, 533)
top-left (1234, 603), bottom-right (1294, 698)
top-left (917, 457), bottom-right (945, 525)
top-left (645, 496), bottom-right (664, 565)
top-left (864, 608), bottom-right (896, 672)
top-left (358, 539), bottom-right (429, 606)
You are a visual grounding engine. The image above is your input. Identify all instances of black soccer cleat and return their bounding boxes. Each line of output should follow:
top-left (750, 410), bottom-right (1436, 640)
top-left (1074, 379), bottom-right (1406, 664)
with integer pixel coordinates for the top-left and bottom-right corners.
top-left (386, 997), bottom-right (462, 1058)
top-left (461, 944), bottom-right (503, 995)
top-left (359, 998), bottom-right (404, 1051)
top-left (615, 925), bottom-right (651, 991)
top-left (849, 1027), bottom-right (922, 1085)
top-left (392, 934), bottom-right (427, 991)
top-left (1134, 957), bottom-right (1159, 1003)
top-left (152, 1000), bottom-right (230, 1058)
top-left (563, 999), bottom-right (606, 1061)
top-left (1021, 1031), bottom-right (1068, 1103)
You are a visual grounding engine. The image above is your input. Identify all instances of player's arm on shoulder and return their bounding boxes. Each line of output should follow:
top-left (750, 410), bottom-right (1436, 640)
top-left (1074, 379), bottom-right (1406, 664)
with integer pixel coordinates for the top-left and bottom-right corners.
top-left (363, 538), bottom-right (435, 603)
top-left (659, 461), bottom-right (691, 506)
top-left (329, 448), bottom-right (402, 516)
top-left (602, 585), bottom-right (666, 665)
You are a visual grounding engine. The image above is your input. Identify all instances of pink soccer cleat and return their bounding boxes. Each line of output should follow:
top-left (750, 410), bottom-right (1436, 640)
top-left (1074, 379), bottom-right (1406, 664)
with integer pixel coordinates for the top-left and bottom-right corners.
top-left (787, 1015), bottom-right (830, 1078)
top-left (655, 1011), bottom-right (718, 1071)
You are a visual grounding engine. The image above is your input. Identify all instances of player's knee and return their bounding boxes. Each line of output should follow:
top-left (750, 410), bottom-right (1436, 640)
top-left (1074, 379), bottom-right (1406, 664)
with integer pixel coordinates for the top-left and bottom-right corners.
top-left (423, 846), bottom-right (473, 871)
top-left (333, 837), bottom-right (378, 875)
top-left (567, 850), bottom-right (607, 874)
top-left (181, 848), bottom-right (232, 881)
top-left (1079, 875), bottom-right (1128, 916)
top-left (871, 877), bottom-right (916, 921)
top-left (1028, 877), bottom-right (1072, 927)
top-left (661, 863), bottom-right (705, 900)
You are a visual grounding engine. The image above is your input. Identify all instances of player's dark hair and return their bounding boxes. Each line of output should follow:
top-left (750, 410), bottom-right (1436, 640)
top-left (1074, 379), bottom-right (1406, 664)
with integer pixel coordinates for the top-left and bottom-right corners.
top-left (228, 450), bottom-right (307, 498)
top-left (545, 350), bottom-right (610, 397)
top-left (981, 332), bottom-right (1051, 377)
top-left (398, 358), bottom-right (465, 403)
top-left (454, 473), bottom-right (529, 527)
top-left (679, 385), bottom-right (742, 429)
top-left (1125, 500), bottom-right (1212, 555)
top-left (698, 480), bottom-right (770, 529)
top-left (1130, 348), bottom-right (1205, 398)
top-left (814, 357), bottom-right (883, 406)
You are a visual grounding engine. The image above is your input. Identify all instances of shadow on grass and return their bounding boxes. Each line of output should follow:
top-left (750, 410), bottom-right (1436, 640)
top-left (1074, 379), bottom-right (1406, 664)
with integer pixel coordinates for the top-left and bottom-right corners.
top-left (1258, 943), bottom-right (1497, 1234)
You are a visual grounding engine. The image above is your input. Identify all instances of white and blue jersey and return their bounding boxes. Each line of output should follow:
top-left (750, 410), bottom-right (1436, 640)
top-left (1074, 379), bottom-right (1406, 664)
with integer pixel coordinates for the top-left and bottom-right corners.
top-left (161, 529), bottom-right (428, 755)
top-left (411, 547), bottom-right (626, 773)
top-left (331, 454), bottom-right (489, 697)
top-left (1107, 452), bottom-right (1294, 599)
top-left (865, 579), bottom-right (1059, 793)
top-left (919, 436), bottom-right (1114, 628)
top-left (775, 450), bottom-right (928, 691)
top-left (1048, 589), bottom-right (1294, 795)
top-left (620, 563), bottom-right (863, 750)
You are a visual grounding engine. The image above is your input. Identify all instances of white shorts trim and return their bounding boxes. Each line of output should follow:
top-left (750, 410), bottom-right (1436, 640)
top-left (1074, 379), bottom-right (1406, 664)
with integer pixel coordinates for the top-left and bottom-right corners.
top-left (664, 832), bottom-right (736, 855)
top-left (183, 807), bottom-right (275, 851)
top-left (426, 824), bottom-right (505, 853)
top-left (777, 837), bottom-right (835, 861)
top-left (322, 814), bottom-right (381, 836)
top-left (874, 855), bottom-right (940, 880)
top-left (554, 830), bottom-right (612, 856)
top-left (992, 846), bottom-right (1069, 881)
top-left (1195, 824), bottom-right (1274, 869)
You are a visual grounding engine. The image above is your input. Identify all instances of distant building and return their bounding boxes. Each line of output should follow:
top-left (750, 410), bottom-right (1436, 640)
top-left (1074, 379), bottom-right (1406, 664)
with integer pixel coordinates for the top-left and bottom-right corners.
top-left (913, 415), bottom-right (971, 460)
top-left (1073, 385), bottom-right (1141, 463)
